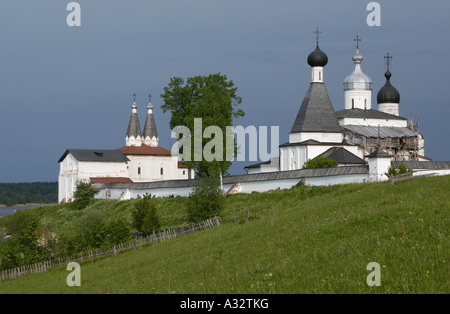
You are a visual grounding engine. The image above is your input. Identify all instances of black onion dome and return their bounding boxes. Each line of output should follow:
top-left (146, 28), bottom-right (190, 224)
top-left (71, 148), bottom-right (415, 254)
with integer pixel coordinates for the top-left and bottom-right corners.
top-left (307, 44), bottom-right (328, 67)
top-left (377, 71), bottom-right (400, 104)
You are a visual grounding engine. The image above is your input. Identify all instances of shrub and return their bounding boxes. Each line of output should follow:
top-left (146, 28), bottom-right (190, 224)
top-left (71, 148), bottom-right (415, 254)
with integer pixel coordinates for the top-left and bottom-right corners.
top-left (302, 156), bottom-right (338, 169)
top-left (107, 219), bottom-right (132, 245)
top-left (186, 177), bottom-right (223, 223)
top-left (385, 164), bottom-right (411, 178)
top-left (71, 181), bottom-right (100, 210)
top-left (132, 194), bottom-right (161, 233)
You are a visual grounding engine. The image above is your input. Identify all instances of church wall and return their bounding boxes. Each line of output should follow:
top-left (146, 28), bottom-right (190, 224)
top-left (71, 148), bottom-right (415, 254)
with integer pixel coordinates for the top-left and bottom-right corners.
top-left (289, 132), bottom-right (343, 144)
top-left (95, 172), bottom-right (373, 201)
top-left (305, 173), bottom-right (368, 186)
top-left (58, 154), bottom-right (79, 203)
top-left (279, 145), bottom-right (307, 171)
top-left (344, 90), bottom-right (372, 110)
top-left (78, 161), bottom-right (128, 179)
top-left (126, 155), bottom-right (189, 182)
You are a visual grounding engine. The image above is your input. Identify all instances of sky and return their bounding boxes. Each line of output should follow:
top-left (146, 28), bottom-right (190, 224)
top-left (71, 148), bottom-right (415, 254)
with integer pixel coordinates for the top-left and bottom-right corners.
top-left (0, 0), bottom-right (449, 182)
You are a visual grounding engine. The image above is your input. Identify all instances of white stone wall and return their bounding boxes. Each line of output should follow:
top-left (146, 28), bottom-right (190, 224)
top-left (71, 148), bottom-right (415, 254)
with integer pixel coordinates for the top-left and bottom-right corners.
top-left (125, 155), bottom-right (191, 182)
top-left (289, 132), bottom-right (344, 144)
top-left (58, 153), bottom-right (128, 203)
top-left (345, 89), bottom-right (372, 110)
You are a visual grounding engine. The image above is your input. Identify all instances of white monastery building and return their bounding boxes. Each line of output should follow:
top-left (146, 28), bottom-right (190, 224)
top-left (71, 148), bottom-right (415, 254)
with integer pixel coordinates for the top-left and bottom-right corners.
top-left (58, 33), bottom-right (450, 202)
top-left (58, 96), bottom-right (193, 203)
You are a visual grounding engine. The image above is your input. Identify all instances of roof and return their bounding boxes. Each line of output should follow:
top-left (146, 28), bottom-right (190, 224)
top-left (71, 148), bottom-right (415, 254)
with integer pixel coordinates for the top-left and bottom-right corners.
top-left (290, 83), bottom-right (342, 134)
top-left (335, 108), bottom-right (407, 120)
top-left (317, 147), bottom-right (366, 164)
top-left (391, 161), bottom-right (450, 170)
top-left (343, 125), bottom-right (417, 138)
top-left (366, 146), bottom-right (393, 158)
top-left (94, 166), bottom-right (369, 190)
top-left (307, 44), bottom-right (328, 67)
top-left (126, 110), bottom-right (142, 138)
top-left (279, 140), bottom-right (356, 148)
top-left (245, 160), bottom-right (272, 169)
top-left (58, 149), bottom-right (129, 163)
top-left (143, 109), bottom-right (158, 140)
top-left (178, 161), bottom-right (188, 168)
top-left (377, 71), bottom-right (400, 104)
top-left (245, 157), bottom-right (280, 169)
top-left (90, 177), bottom-right (133, 183)
top-left (118, 144), bottom-right (174, 156)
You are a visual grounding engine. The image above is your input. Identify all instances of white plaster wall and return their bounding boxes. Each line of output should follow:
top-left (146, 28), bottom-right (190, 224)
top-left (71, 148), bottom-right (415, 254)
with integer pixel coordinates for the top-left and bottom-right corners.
top-left (305, 173), bottom-right (368, 186)
top-left (344, 90), bottom-right (372, 110)
top-left (126, 155), bottom-right (190, 182)
top-left (378, 103), bottom-right (399, 116)
top-left (289, 132), bottom-right (344, 144)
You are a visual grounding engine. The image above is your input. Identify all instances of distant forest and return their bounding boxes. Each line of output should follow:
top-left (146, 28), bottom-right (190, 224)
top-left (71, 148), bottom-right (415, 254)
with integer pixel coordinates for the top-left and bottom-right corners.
top-left (0, 182), bottom-right (58, 206)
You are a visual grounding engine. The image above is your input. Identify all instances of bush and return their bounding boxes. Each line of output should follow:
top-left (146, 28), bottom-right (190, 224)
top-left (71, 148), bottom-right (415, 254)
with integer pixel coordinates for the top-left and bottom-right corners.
top-left (302, 156), bottom-right (338, 169)
top-left (107, 219), bottom-right (132, 245)
top-left (186, 177), bottom-right (223, 223)
top-left (385, 164), bottom-right (411, 178)
top-left (71, 181), bottom-right (100, 210)
top-left (132, 194), bottom-right (161, 234)
top-left (0, 211), bottom-right (46, 269)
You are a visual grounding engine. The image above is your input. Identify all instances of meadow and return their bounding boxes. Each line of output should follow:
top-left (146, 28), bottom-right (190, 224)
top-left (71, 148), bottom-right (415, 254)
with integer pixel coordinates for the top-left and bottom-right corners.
top-left (0, 175), bottom-right (448, 293)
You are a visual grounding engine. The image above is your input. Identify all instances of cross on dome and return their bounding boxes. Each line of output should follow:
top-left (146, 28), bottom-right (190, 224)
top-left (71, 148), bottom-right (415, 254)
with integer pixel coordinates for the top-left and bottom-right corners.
top-left (354, 35), bottom-right (361, 50)
top-left (313, 27), bottom-right (322, 44)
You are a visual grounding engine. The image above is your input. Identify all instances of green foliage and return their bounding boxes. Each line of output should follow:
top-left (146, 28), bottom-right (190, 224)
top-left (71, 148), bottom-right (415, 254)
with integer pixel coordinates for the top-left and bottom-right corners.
top-left (0, 211), bottom-right (46, 270)
top-left (132, 194), bottom-right (161, 233)
top-left (1, 175), bottom-right (448, 294)
top-left (107, 219), bottom-right (132, 245)
top-left (385, 164), bottom-right (412, 178)
top-left (0, 182), bottom-right (57, 206)
top-left (302, 156), bottom-right (338, 169)
top-left (71, 181), bottom-right (100, 210)
top-left (161, 73), bottom-right (245, 178)
top-left (186, 177), bottom-right (223, 223)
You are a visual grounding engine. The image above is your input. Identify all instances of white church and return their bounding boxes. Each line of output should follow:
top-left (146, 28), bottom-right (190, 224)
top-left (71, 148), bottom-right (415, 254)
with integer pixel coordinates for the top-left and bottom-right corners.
top-left (58, 96), bottom-right (194, 203)
top-left (58, 34), bottom-right (449, 202)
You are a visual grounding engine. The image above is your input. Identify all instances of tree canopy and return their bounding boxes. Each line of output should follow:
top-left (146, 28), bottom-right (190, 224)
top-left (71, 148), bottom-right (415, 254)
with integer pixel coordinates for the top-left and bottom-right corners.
top-left (161, 73), bottom-right (244, 179)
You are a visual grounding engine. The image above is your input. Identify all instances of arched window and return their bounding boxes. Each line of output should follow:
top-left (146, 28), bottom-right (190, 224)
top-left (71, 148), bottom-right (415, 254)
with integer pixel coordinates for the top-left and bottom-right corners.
top-left (352, 99), bottom-right (355, 109)
top-left (138, 166), bottom-right (141, 175)
top-left (319, 71), bottom-right (321, 81)
top-left (160, 167), bottom-right (164, 176)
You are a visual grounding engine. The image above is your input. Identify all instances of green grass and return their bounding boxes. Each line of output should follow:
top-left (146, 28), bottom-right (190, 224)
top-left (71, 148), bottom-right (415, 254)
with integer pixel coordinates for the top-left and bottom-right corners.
top-left (0, 176), bottom-right (448, 293)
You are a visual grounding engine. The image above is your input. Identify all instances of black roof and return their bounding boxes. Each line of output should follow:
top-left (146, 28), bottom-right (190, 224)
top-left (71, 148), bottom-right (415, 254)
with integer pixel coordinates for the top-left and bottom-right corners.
top-left (377, 71), bottom-right (400, 104)
top-left (307, 44), bottom-right (328, 67)
top-left (391, 161), bottom-right (450, 170)
top-left (126, 112), bottom-right (142, 138)
top-left (143, 110), bottom-right (158, 140)
top-left (58, 149), bottom-right (129, 163)
top-left (317, 147), bottom-right (366, 164)
top-left (335, 108), bottom-right (407, 120)
top-left (290, 83), bottom-right (342, 134)
top-left (365, 146), bottom-right (392, 158)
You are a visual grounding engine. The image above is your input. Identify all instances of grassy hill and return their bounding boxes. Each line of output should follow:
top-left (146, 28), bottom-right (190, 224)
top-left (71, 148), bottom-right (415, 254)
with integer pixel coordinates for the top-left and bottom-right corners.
top-left (0, 176), bottom-right (448, 293)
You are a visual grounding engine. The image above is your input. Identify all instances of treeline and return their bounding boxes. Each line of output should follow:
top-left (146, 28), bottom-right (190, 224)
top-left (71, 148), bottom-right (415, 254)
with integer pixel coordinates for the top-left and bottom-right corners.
top-left (0, 182), bottom-right (58, 206)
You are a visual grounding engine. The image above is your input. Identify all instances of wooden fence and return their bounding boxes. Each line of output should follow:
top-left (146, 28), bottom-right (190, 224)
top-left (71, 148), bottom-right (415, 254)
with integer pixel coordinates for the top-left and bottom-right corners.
top-left (390, 172), bottom-right (437, 186)
top-left (0, 216), bottom-right (221, 282)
